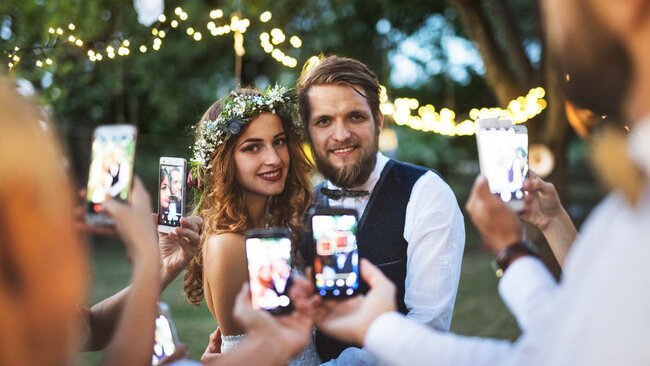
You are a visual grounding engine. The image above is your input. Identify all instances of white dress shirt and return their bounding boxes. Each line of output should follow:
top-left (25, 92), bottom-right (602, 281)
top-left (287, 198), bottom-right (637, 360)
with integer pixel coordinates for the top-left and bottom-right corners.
top-left (326, 152), bottom-right (466, 331)
top-left (364, 179), bottom-right (650, 365)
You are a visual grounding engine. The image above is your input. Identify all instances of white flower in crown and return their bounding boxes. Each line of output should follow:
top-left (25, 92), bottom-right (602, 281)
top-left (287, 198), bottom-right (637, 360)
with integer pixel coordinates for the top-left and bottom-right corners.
top-left (190, 85), bottom-right (302, 170)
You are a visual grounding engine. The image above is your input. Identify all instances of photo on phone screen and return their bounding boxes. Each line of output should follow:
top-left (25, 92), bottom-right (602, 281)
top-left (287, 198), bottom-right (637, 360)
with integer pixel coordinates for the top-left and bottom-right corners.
top-left (158, 157), bottom-right (186, 232)
top-left (86, 125), bottom-right (137, 223)
top-left (245, 229), bottom-right (293, 314)
top-left (477, 121), bottom-right (529, 208)
top-left (312, 210), bottom-right (359, 298)
top-left (152, 302), bottom-right (178, 365)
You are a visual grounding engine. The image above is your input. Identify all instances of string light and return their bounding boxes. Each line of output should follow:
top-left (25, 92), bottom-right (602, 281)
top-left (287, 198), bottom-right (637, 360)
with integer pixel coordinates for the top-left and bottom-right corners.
top-left (379, 87), bottom-right (547, 136)
top-left (210, 9), bottom-right (224, 19)
top-left (260, 11), bottom-right (272, 23)
top-left (9, 9), bottom-right (303, 74)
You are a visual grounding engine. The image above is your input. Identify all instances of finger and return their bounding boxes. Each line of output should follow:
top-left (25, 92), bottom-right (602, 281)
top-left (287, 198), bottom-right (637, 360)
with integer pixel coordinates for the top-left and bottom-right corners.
top-left (74, 222), bottom-right (116, 236)
top-left (465, 175), bottom-right (488, 212)
top-left (175, 227), bottom-right (199, 246)
top-left (359, 259), bottom-right (392, 289)
top-left (100, 197), bottom-right (122, 218)
top-left (130, 177), bottom-right (152, 212)
top-left (181, 216), bottom-right (203, 232)
top-left (151, 213), bottom-right (158, 226)
top-left (159, 343), bottom-right (188, 364)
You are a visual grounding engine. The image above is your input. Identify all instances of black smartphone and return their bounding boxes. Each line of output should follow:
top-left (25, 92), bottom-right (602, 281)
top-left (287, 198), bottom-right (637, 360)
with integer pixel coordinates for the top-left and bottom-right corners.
top-left (311, 207), bottom-right (360, 298)
top-left (152, 302), bottom-right (180, 365)
top-left (85, 124), bottom-right (137, 225)
top-left (158, 157), bottom-right (187, 233)
top-left (245, 228), bottom-right (294, 315)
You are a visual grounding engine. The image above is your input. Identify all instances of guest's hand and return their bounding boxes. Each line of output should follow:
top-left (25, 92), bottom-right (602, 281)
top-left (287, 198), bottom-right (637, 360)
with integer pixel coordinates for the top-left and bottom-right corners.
top-left (101, 177), bottom-right (159, 264)
top-left (521, 171), bottom-right (563, 230)
top-left (312, 259), bottom-right (397, 346)
top-left (74, 189), bottom-right (117, 236)
top-left (158, 343), bottom-right (189, 365)
top-left (465, 175), bottom-right (523, 253)
top-left (159, 216), bottom-right (203, 287)
top-left (233, 283), bottom-right (315, 360)
top-left (200, 328), bottom-right (222, 363)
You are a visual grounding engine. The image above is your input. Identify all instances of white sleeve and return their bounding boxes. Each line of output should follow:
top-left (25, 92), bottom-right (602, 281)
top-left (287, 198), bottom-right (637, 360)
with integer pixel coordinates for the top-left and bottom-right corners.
top-left (498, 256), bottom-right (558, 332)
top-left (365, 312), bottom-right (513, 366)
top-left (403, 171), bottom-right (466, 331)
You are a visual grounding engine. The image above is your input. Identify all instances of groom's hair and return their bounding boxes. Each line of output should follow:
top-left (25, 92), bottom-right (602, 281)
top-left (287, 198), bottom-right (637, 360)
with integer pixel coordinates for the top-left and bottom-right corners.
top-left (297, 55), bottom-right (381, 132)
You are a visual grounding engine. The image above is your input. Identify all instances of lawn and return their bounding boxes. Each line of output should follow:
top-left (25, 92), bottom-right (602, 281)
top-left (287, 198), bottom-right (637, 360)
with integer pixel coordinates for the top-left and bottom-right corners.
top-left (76, 229), bottom-right (520, 365)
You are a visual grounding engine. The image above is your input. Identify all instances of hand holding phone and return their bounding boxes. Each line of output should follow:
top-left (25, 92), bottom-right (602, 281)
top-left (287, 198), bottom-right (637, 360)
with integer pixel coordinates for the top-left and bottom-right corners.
top-left (476, 118), bottom-right (529, 211)
top-left (85, 124), bottom-right (137, 225)
top-left (245, 228), bottom-right (294, 315)
top-left (158, 157), bottom-right (187, 233)
top-left (311, 208), bottom-right (360, 299)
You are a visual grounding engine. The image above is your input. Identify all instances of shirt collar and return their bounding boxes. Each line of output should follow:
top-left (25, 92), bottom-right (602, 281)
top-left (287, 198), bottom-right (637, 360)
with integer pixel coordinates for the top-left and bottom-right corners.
top-left (326, 152), bottom-right (389, 194)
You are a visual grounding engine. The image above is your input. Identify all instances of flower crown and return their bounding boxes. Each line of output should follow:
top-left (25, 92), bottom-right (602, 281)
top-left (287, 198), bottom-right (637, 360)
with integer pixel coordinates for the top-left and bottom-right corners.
top-left (190, 85), bottom-right (301, 169)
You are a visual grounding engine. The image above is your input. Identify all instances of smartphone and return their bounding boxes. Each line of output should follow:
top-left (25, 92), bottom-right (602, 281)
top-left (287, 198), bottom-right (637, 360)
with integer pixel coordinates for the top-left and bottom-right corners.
top-left (85, 124), bottom-right (137, 225)
top-left (158, 157), bottom-right (187, 233)
top-left (311, 208), bottom-right (360, 298)
top-left (245, 228), bottom-right (294, 315)
top-left (476, 118), bottom-right (529, 211)
top-left (152, 302), bottom-right (180, 365)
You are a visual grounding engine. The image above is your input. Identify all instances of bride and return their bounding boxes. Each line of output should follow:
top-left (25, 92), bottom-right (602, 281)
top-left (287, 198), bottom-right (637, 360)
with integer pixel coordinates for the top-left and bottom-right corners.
top-left (183, 86), bottom-right (320, 364)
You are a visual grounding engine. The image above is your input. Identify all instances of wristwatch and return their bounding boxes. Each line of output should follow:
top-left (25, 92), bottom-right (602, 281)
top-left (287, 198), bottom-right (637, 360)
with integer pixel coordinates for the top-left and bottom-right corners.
top-left (494, 241), bottom-right (539, 278)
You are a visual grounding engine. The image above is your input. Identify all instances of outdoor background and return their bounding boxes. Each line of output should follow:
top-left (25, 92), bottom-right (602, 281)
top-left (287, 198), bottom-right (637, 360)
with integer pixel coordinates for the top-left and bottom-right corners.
top-left (1, 0), bottom-right (604, 364)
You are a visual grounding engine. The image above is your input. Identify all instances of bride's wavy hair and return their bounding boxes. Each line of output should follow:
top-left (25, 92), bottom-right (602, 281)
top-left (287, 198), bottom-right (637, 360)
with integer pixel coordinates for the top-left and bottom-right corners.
top-left (183, 87), bottom-right (313, 305)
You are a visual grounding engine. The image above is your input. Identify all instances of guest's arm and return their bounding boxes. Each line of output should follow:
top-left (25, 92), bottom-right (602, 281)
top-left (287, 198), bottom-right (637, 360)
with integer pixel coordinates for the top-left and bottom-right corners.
top-left (96, 178), bottom-right (160, 366)
top-left (83, 215), bottom-right (202, 351)
top-left (521, 171), bottom-right (577, 267)
top-left (312, 259), bottom-right (513, 366)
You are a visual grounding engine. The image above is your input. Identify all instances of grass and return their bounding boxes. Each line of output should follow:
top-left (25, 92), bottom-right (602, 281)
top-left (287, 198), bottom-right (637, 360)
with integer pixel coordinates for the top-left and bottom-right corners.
top-left (76, 230), bottom-right (520, 365)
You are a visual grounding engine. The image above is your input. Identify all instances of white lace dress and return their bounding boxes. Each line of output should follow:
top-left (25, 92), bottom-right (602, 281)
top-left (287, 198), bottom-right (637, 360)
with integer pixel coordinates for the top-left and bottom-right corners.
top-left (221, 332), bottom-right (321, 366)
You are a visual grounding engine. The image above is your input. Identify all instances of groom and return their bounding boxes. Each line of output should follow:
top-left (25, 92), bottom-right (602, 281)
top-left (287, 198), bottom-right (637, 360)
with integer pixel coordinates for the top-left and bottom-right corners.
top-left (297, 55), bottom-right (466, 361)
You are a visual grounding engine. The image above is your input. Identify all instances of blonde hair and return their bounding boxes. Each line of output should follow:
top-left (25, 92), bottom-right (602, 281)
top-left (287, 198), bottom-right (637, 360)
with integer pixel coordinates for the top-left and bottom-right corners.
top-left (0, 77), bottom-right (87, 365)
top-left (183, 88), bottom-right (313, 305)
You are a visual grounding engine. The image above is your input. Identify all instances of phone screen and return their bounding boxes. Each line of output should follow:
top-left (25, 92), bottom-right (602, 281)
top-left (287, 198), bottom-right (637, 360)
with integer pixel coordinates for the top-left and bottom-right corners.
top-left (477, 125), bottom-right (528, 203)
top-left (312, 213), bottom-right (359, 297)
top-left (158, 163), bottom-right (185, 227)
top-left (86, 128), bottom-right (136, 214)
top-left (152, 314), bottom-right (176, 365)
top-left (246, 234), bottom-right (293, 313)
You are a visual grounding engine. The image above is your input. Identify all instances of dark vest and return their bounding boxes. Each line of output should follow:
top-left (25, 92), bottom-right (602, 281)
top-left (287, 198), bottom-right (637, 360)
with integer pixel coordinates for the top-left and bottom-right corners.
top-left (313, 159), bottom-right (429, 361)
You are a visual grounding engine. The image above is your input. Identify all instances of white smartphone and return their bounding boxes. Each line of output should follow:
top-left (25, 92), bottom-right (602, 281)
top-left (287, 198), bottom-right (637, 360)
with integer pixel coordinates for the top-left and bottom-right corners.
top-left (158, 157), bottom-right (187, 233)
top-left (85, 124), bottom-right (137, 225)
top-left (152, 302), bottom-right (180, 365)
top-left (476, 118), bottom-right (529, 211)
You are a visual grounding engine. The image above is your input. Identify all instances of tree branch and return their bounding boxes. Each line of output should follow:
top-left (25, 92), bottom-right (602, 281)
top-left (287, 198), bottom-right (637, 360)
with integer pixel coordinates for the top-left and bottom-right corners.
top-left (488, 0), bottom-right (535, 89)
top-left (451, 0), bottom-right (521, 106)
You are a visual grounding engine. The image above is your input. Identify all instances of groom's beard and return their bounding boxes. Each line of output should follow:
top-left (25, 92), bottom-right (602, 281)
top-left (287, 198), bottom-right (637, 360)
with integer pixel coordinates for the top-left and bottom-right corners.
top-left (313, 137), bottom-right (379, 188)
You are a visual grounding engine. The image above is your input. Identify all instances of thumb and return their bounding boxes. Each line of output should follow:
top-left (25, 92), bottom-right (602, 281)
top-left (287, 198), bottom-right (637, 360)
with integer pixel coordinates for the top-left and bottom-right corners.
top-left (359, 259), bottom-right (392, 290)
top-left (100, 197), bottom-right (122, 218)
